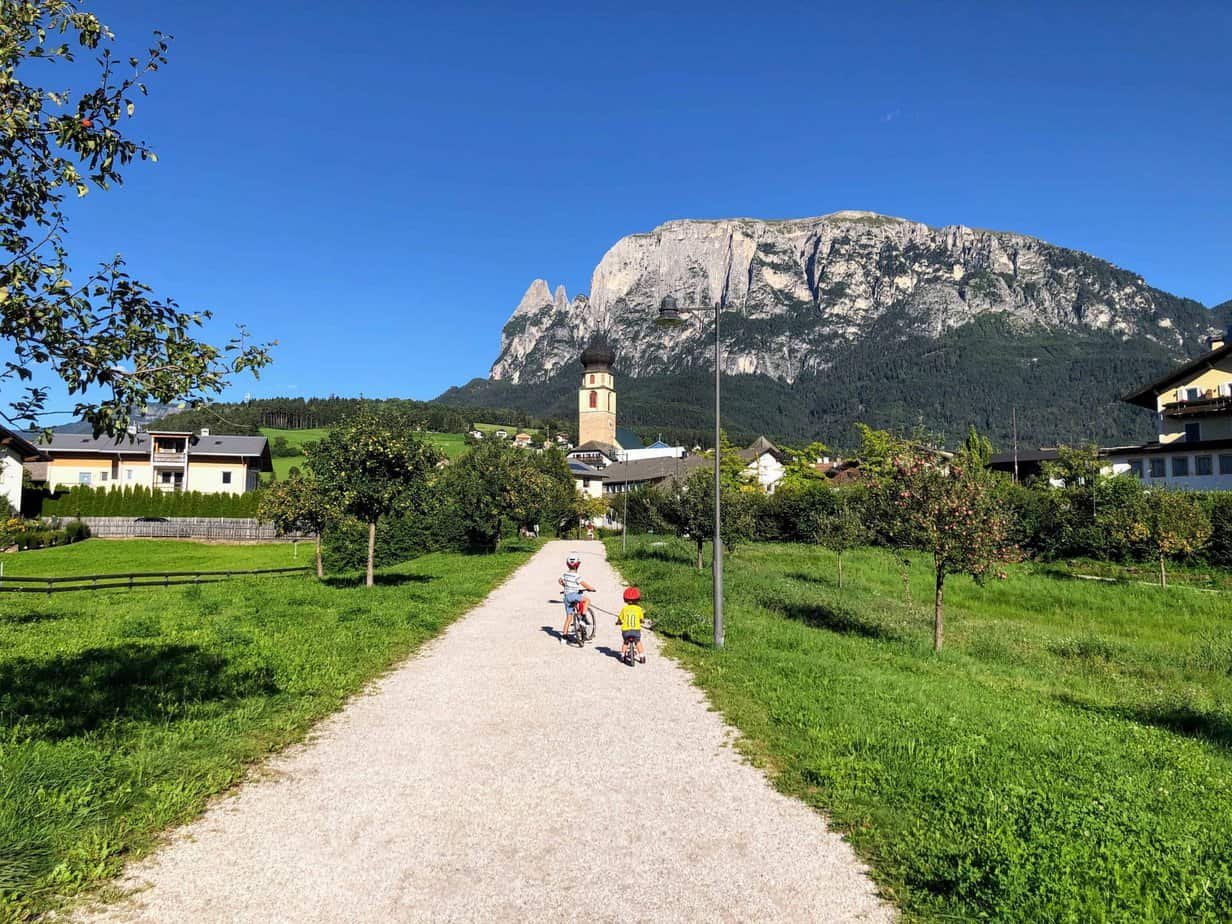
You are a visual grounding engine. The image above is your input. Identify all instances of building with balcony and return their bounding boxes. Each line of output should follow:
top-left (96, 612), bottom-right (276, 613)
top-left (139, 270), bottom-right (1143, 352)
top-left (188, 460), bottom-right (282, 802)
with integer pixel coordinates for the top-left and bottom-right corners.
top-left (1107, 330), bottom-right (1232, 490)
top-left (34, 429), bottom-right (272, 494)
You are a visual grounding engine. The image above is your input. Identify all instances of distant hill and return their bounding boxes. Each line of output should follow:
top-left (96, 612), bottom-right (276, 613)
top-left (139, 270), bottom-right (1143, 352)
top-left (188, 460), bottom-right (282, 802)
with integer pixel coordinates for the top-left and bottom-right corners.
top-left (441, 211), bottom-right (1227, 449)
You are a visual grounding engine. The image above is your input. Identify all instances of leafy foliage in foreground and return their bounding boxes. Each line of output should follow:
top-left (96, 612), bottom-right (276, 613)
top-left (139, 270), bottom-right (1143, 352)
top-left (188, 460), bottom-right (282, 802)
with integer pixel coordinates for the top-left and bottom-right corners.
top-left (0, 539), bottom-right (535, 920)
top-left (1, 2), bottom-right (271, 435)
top-left (608, 537), bottom-right (1232, 921)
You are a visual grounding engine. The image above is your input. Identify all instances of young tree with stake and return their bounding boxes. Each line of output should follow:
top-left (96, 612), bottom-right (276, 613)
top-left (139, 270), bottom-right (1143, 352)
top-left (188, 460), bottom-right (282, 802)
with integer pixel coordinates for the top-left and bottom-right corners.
top-left (307, 411), bottom-right (441, 587)
top-left (1143, 489), bottom-right (1211, 587)
top-left (259, 472), bottom-right (339, 578)
top-left (873, 449), bottom-right (1015, 652)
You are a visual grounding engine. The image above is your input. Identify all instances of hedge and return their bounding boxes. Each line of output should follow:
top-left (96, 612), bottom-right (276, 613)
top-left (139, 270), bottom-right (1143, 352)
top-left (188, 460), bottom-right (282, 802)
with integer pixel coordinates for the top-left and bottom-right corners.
top-left (27, 485), bottom-right (264, 519)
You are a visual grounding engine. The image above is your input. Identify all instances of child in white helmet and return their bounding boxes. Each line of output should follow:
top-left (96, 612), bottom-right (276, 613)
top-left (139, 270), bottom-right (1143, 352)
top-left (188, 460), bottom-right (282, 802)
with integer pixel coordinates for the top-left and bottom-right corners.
top-left (559, 551), bottom-right (595, 643)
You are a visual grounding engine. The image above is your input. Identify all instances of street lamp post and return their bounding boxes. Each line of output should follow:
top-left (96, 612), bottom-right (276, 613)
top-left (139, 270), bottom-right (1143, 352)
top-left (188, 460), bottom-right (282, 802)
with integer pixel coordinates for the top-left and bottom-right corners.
top-left (656, 295), bottom-right (724, 649)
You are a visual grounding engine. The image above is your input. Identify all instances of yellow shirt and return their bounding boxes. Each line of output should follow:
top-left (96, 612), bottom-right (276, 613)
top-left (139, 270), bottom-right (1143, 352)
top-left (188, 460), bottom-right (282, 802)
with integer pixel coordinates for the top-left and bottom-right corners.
top-left (619, 603), bottom-right (644, 632)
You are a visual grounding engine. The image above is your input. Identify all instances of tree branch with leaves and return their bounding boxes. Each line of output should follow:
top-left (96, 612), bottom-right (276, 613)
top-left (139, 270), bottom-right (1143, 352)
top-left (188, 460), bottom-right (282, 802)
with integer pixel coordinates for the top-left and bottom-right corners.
top-left (1, 1), bottom-right (273, 436)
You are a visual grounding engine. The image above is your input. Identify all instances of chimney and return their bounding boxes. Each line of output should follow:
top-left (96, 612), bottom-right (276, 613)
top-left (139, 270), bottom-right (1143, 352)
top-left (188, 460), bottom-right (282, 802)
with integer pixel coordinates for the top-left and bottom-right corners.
top-left (200, 427), bottom-right (210, 437)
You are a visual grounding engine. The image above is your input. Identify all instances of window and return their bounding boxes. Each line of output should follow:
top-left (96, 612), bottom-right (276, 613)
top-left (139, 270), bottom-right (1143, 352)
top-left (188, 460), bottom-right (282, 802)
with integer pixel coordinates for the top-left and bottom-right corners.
top-left (1128, 460), bottom-right (1143, 478)
top-left (99, 471), bottom-right (108, 482)
top-left (126, 469), bottom-right (135, 481)
top-left (589, 390), bottom-right (597, 408)
top-left (78, 472), bottom-right (92, 485)
top-left (1221, 454), bottom-right (1232, 476)
top-left (222, 471), bottom-right (232, 485)
top-left (1196, 455), bottom-right (1213, 476)
top-left (1149, 458), bottom-right (1166, 478)
top-left (589, 374), bottom-right (595, 385)
top-left (1184, 423), bottom-right (1201, 442)
top-left (1172, 456), bottom-right (1189, 477)
top-left (608, 394), bottom-right (613, 411)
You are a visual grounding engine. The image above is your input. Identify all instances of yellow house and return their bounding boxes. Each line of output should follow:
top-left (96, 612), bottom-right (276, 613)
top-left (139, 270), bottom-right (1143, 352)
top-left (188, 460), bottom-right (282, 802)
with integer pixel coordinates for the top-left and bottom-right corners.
top-left (1114, 330), bottom-right (1232, 488)
top-left (38, 429), bottom-right (272, 494)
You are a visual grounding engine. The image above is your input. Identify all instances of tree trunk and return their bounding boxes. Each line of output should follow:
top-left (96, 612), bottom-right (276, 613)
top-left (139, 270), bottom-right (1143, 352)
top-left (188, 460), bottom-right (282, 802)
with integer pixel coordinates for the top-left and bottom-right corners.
top-left (366, 520), bottom-right (376, 588)
top-left (1159, 554), bottom-right (1167, 588)
top-left (314, 533), bottom-right (323, 579)
top-left (837, 551), bottom-right (843, 590)
top-left (933, 569), bottom-right (945, 652)
top-left (696, 540), bottom-right (704, 571)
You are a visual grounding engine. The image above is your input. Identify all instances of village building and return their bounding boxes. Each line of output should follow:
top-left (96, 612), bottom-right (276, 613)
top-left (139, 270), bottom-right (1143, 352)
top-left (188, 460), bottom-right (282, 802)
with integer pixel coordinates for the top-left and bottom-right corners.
top-left (600, 454), bottom-right (708, 494)
top-left (0, 425), bottom-right (46, 513)
top-left (32, 429), bottom-right (272, 495)
top-left (1108, 329), bottom-right (1232, 490)
top-left (990, 329), bottom-right (1232, 489)
top-left (568, 459), bottom-right (607, 498)
top-left (739, 436), bottom-right (787, 493)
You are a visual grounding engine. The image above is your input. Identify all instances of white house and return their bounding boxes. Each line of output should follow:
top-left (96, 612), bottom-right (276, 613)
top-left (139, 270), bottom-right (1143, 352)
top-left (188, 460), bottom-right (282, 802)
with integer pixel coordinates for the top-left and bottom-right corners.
top-left (0, 426), bottom-right (45, 514)
top-left (740, 436), bottom-right (787, 493)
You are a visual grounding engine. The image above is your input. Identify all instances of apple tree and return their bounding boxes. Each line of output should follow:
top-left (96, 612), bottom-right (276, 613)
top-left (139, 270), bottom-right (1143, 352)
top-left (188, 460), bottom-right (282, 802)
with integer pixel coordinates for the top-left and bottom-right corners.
top-left (2, 1), bottom-right (272, 436)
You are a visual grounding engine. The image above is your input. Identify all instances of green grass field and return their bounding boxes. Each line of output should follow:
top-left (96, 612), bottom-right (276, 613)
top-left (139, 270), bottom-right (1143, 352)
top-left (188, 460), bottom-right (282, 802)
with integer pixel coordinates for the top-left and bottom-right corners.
top-left (608, 537), bottom-right (1232, 921)
top-left (0, 539), bottom-right (535, 920)
top-left (260, 427), bottom-right (468, 480)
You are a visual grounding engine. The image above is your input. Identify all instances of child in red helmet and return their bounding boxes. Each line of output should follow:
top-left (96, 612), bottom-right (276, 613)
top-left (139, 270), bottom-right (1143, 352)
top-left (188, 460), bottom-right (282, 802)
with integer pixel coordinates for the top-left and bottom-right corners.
top-left (618, 586), bottom-right (646, 664)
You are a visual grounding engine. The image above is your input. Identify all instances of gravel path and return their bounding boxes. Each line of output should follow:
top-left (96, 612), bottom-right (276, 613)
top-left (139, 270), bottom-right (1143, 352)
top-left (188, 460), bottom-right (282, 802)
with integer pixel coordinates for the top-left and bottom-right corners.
top-left (80, 540), bottom-right (891, 923)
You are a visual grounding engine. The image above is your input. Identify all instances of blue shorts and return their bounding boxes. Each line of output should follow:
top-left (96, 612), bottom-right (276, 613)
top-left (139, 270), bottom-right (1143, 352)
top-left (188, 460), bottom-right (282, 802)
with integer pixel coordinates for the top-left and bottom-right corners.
top-left (622, 630), bottom-right (642, 643)
top-left (564, 592), bottom-right (584, 612)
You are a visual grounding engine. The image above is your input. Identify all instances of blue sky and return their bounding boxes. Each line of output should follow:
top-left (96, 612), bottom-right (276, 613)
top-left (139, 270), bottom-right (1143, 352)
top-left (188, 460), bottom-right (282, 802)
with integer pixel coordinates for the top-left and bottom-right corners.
top-left (52, 1), bottom-right (1232, 405)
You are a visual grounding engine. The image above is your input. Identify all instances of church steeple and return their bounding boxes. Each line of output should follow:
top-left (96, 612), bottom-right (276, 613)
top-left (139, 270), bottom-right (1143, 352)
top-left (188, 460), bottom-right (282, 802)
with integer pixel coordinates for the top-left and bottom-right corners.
top-left (578, 338), bottom-right (618, 448)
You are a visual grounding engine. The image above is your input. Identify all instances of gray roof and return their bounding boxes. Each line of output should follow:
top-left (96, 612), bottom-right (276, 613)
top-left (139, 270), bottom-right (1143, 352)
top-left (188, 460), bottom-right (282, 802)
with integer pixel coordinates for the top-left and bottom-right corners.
top-left (40, 431), bottom-right (271, 468)
top-left (1, 424), bottom-right (46, 461)
top-left (739, 435), bottom-right (784, 463)
top-left (568, 460), bottom-right (607, 479)
top-left (600, 454), bottom-right (707, 486)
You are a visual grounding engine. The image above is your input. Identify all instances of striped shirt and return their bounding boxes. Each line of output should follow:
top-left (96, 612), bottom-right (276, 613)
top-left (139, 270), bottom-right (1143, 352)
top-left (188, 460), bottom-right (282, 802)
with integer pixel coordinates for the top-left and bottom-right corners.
top-left (561, 571), bottom-right (582, 595)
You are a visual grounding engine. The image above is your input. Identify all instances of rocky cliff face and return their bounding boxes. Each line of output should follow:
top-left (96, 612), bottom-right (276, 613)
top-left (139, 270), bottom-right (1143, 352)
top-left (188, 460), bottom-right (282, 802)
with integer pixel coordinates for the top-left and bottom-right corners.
top-left (489, 211), bottom-right (1214, 384)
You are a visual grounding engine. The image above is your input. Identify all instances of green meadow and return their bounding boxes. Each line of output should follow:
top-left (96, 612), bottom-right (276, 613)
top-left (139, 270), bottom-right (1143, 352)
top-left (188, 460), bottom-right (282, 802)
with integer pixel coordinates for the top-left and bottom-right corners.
top-left (608, 536), bottom-right (1232, 922)
top-left (261, 427), bottom-right (468, 480)
top-left (0, 539), bottom-right (535, 920)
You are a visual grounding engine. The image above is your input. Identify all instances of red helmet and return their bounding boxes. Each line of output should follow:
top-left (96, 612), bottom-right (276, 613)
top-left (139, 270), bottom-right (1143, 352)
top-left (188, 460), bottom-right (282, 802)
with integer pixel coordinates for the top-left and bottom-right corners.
top-left (623, 586), bottom-right (640, 603)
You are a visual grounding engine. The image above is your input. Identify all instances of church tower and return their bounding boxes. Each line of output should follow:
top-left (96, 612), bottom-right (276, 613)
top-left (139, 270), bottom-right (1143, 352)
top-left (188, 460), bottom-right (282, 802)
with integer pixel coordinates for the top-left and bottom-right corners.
top-left (578, 339), bottom-right (618, 448)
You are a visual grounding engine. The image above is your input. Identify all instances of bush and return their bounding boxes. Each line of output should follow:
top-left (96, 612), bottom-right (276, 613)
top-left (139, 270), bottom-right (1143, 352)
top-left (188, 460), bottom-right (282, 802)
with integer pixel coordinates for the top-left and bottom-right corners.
top-left (8, 519), bottom-right (90, 550)
top-left (322, 485), bottom-right (467, 571)
top-left (1198, 492), bottom-right (1232, 567)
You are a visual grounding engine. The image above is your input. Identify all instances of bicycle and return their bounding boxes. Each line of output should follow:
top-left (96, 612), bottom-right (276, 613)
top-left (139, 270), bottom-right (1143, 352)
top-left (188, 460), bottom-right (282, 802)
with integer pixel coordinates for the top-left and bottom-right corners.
top-left (565, 590), bottom-right (595, 646)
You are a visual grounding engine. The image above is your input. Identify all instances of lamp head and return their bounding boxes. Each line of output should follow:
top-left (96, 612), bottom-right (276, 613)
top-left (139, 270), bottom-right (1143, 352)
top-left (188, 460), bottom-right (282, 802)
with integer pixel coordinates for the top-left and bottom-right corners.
top-left (656, 295), bottom-right (686, 327)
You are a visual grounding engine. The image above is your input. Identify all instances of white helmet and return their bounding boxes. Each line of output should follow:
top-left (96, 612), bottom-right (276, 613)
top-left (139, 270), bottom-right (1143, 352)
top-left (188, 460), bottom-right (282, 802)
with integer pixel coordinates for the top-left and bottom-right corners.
top-left (566, 552), bottom-right (581, 569)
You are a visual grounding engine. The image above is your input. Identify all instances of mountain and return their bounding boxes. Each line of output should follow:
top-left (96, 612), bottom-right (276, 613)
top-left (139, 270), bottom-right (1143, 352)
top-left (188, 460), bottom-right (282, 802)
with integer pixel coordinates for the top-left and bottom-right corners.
top-left (444, 212), bottom-right (1226, 448)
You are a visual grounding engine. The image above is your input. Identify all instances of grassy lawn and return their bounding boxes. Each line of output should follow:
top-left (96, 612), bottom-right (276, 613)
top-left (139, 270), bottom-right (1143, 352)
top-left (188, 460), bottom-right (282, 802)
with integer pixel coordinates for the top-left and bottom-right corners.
top-left (608, 536), bottom-right (1232, 921)
top-left (0, 539), bottom-right (535, 920)
top-left (260, 427), bottom-right (467, 480)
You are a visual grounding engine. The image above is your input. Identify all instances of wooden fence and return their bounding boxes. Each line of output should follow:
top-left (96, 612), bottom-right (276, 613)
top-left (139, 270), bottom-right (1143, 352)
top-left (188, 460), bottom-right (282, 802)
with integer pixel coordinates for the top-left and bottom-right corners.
top-left (0, 565), bottom-right (312, 595)
top-left (68, 517), bottom-right (282, 541)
